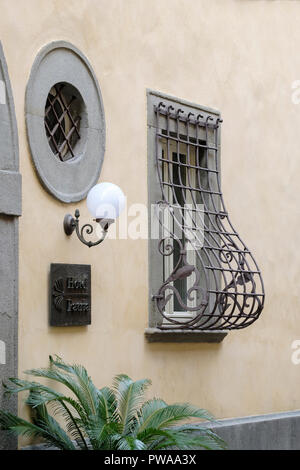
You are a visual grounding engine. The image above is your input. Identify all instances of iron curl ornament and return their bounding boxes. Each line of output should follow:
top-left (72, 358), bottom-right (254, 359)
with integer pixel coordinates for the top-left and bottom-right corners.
top-left (63, 209), bottom-right (112, 248)
top-left (152, 101), bottom-right (265, 330)
top-left (154, 233), bottom-right (209, 328)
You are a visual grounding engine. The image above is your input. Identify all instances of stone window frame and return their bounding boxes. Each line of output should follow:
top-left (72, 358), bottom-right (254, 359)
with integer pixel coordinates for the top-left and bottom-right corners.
top-left (25, 41), bottom-right (106, 203)
top-left (0, 41), bottom-right (21, 450)
top-left (145, 89), bottom-right (227, 343)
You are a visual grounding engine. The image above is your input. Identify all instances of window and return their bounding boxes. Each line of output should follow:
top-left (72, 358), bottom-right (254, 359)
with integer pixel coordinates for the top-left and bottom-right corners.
top-left (26, 41), bottom-right (105, 203)
top-left (161, 146), bottom-right (203, 323)
top-left (146, 90), bottom-right (264, 342)
top-left (44, 83), bottom-right (83, 162)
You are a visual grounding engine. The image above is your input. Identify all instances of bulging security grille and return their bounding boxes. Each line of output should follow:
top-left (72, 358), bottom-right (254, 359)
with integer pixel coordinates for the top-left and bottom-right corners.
top-left (152, 101), bottom-right (265, 330)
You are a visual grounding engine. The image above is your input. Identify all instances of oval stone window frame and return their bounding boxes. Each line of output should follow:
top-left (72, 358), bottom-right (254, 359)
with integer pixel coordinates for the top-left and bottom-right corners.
top-left (25, 41), bottom-right (105, 203)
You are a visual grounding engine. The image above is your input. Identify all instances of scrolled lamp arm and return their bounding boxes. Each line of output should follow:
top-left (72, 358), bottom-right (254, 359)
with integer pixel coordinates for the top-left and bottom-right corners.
top-left (63, 209), bottom-right (113, 248)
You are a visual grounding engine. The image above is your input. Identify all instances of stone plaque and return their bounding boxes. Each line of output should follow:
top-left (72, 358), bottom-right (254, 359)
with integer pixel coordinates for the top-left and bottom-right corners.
top-left (50, 263), bottom-right (91, 326)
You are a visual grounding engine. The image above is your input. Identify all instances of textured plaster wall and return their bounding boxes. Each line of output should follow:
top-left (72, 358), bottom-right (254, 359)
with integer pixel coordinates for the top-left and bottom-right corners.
top-left (0, 0), bottom-right (299, 445)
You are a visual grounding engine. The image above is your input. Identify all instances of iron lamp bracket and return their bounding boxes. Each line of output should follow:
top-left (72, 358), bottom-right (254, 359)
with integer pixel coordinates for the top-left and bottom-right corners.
top-left (63, 209), bottom-right (114, 247)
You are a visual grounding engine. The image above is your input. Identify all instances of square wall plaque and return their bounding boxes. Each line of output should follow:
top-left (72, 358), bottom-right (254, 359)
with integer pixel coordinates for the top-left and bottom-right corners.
top-left (50, 263), bottom-right (91, 326)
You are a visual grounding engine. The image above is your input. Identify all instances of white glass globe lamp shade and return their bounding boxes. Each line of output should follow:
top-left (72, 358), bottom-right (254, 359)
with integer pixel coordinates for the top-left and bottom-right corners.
top-left (86, 183), bottom-right (125, 223)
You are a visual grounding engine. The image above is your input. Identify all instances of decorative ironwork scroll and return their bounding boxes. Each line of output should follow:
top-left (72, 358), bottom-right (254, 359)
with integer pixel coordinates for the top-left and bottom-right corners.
top-left (152, 102), bottom-right (265, 330)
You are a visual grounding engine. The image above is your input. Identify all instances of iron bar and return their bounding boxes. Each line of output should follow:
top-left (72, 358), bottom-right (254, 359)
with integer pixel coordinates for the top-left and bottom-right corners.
top-left (153, 101), bottom-right (265, 330)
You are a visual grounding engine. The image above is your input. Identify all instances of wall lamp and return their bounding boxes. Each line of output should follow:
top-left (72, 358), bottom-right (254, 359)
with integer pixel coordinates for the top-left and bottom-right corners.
top-left (63, 182), bottom-right (125, 247)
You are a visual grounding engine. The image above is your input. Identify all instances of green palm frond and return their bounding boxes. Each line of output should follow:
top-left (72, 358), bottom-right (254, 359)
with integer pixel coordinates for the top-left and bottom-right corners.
top-left (50, 356), bottom-right (99, 416)
top-left (0, 356), bottom-right (226, 450)
top-left (3, 377), bottom-right (63, 400)
top-left (3, 375), bottom-right (89, 449)
top-left (96, 386), bottom-right (117, 422)
top-left (24, 367), bottom-right (91, 415)
top-left (45, 396), bottom-right (88, 450)
top-left (136, 401), bottom-right (214, 434)
top-left (5, 375), bottom-right (89, 429)
top-left (136, 398), bottom-right (167, 429)
top-left (25, 357), bottom-right (98, 418)
top-left (159, 425), bottom-right (226, 450)
top-left (85, 421), bottom-right (122, 450)
top-left (137, 425), bottom-right (224, 450)
top-left (116, 436), bottom-right (147, 450)
top-left (0, 409), bottom-right (43, 439)
top-left (112, 374), bottom-right (151, 434)
top-left (134, 426), bottom-right (177, 448)
top-left (33, 403), bottom-right (77, 450)
top-left (153, 431), bottom-right (222, 450)
top-left (0, 406), bottom-right (76, 450)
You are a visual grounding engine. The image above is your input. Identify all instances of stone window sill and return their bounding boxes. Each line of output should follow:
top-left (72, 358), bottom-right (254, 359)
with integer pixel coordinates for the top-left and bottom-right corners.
top-left (144, 328), bottom-right (228, 343)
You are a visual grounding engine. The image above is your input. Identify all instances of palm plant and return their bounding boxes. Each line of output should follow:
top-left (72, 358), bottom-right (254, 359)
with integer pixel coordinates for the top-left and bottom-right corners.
top-left (0, 356), bottom-right (225, 450)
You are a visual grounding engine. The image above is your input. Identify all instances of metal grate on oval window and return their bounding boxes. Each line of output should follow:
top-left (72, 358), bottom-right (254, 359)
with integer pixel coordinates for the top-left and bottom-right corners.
top-left (152, 102), bottom-right (265, 330)
top-left (44, 83), bottom-right (82, 162)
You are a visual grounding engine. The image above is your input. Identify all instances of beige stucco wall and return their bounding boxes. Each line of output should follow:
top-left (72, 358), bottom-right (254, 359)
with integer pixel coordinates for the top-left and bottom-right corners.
top-left (1, 0), bottom-right (300, 443)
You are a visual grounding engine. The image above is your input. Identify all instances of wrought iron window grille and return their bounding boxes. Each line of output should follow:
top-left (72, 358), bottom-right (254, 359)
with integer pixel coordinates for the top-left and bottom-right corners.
top-left (44, 83), bottom-right (82, 162)
top-left (151, 101), bottom-right (265, 331)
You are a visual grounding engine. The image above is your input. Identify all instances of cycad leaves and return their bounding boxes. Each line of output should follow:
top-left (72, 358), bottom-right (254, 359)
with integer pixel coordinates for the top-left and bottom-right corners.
top-left (0, 406), bottom-right (76, 450)
top-left (137, 401), bottom-right (214, 433)
top-left (26, 356), bottom-right (99, 418)
top-left (0, 356), bottom-right (226, 450)
top-left (112, 374), bottom-right (151, 434)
